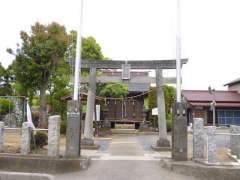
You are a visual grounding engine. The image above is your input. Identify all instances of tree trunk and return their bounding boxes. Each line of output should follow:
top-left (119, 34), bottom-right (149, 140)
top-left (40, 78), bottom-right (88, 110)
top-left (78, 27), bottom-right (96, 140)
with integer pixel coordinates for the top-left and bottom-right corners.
top-left (39, 83), bottom-right (47, 128)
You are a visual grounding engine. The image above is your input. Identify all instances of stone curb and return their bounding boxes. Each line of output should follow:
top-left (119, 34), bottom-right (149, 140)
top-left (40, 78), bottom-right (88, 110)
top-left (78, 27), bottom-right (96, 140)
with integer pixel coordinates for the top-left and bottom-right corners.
top-left (0, 171), bottom-right (54, 180)
top-left (160, 158), bottom-right (240, 180)
top-left (0, 154), bottom-right (90, 174)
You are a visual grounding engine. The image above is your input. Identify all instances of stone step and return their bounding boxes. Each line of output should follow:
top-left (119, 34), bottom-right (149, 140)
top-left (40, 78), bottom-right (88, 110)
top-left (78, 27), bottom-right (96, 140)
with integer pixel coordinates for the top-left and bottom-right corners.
top-left (111, 129), bottom-right (138, 134)
top-left (91, 154), bottom-right (161, 161)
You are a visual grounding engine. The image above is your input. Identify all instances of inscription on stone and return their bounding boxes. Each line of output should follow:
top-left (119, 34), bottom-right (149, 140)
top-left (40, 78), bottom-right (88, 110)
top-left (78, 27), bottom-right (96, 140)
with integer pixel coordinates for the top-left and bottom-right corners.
top-left (21, 122), bottom-right (32, 155)
top-left (193, 118), bottom-right (204, 160)
top-left (207, 126), bottom-right (217, 163)
top-left (48, 115), bottom-right (60, 157)
top-left (230, 125), bottom-right (240, 156)
top-left (66, 111), bottom-right (81, 157)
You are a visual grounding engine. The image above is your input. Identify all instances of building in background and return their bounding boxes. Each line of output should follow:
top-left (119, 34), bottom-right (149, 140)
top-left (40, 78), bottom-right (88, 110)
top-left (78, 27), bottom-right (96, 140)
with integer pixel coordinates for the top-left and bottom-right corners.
top-left (183, 78), bottom-right (240, 126)
top-left (224, 78), bottom-right (240, 93)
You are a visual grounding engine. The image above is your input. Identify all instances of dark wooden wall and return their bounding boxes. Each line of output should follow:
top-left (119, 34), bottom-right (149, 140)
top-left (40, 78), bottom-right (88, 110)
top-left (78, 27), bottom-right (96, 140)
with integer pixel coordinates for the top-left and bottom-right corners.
top-left (105, 98), bottom-right (144, 122)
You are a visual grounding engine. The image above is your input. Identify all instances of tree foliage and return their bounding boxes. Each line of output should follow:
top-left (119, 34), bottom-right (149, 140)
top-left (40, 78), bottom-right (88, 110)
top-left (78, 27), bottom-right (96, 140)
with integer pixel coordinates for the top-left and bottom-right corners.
top-left (98, 83), bottom-right (128, 98)
top-left (0, 63), bottom-right (12, 96)
top-left (0, 98), bottom-right (14, 115)
top-left (66, 31), bottom-right (105, 61)
top-left (8, 22), bottom-right (107, 126)
top-left (148, 85), bottom-right (176, 114)
top-left (148, 85), bottom-right (176, 131)
top-left (9, 22), bottom-right (68, 126)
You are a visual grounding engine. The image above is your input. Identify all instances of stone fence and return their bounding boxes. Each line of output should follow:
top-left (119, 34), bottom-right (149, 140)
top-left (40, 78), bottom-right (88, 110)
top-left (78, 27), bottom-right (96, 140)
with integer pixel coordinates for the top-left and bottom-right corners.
top-left (193, 118), bottom-right (240, 164)
top-left (0, 115), bottom-right (61, 157)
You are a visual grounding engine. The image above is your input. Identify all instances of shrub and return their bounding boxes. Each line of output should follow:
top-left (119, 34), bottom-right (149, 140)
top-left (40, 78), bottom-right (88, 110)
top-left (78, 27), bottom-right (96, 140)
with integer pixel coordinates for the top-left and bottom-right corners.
top-left (166, 119), bottom-right (172, 132)
top-left (166, 114), bottom-right (172, 132)
top-left (60, 120), bottom-right (67, 134)
top-left (0, 98), bottom-right (14, 115)
top-left (148, 113), bottom-right (172, 132)
top-left (31, 131), bottom-right (48, 149)
top-left (149, 115), bottom-right (158, 128)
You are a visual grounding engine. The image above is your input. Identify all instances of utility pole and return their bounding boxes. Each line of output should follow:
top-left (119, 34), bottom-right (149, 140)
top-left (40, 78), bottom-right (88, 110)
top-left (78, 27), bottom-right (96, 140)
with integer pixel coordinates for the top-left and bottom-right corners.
top-left (66, 0), bottom-right (84, 158)
top-left (73, 0), bottom-right (84, 100)
top-left (176, 0), bottom-right (182, 102)
top-left (172, 0), bottom-right (188, 161)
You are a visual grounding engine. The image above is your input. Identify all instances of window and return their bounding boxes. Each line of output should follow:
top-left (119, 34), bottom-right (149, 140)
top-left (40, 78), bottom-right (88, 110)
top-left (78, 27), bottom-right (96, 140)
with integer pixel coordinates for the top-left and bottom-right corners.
top-left (217, 109), bottom-right (240, 125)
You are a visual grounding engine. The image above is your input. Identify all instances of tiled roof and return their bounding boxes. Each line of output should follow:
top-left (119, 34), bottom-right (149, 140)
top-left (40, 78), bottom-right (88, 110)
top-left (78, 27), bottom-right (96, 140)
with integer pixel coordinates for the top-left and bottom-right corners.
top-left (224, 78), bottom-right (240, 86)
top-left (182, 90), bottom-right (240, 103)
top-left (189, 102), bottom-right (240, 108)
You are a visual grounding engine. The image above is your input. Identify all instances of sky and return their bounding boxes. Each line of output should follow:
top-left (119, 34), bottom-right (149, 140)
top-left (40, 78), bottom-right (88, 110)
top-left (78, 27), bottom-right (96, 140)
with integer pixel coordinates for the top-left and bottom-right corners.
top-left (0, 0), bottom-right (240, 90)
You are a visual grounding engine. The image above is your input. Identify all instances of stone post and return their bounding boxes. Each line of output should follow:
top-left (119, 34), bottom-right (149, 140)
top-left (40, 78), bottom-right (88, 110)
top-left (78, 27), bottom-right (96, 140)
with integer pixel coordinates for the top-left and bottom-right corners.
top-left (0, 122), bottom-right (4, 152)
top-left (206, 126), bottom-right (217, 164)
top-left (172, 102), bottom-right (188, 161)
top-left (193, 118), bottom-right (204, 160)
top-left (21, 122), bottom-right (32, 155)
top-left (155, 68), bottom-right (170, 148)
top-left (48, 115), bottom-right (61, 157)
top-left (230, 125), bottom-right (240, 156)
top-left (66, 100), bottom-right (81, 157)
top-left (82, 67), bottom-right (96, 146)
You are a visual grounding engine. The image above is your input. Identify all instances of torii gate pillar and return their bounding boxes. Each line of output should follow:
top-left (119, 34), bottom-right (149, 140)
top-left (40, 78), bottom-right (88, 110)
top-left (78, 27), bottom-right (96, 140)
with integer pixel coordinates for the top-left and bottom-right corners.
top-left (152, 69), bottom-right (170, 150)
top-left (82, 67), bottom-right (99, 149)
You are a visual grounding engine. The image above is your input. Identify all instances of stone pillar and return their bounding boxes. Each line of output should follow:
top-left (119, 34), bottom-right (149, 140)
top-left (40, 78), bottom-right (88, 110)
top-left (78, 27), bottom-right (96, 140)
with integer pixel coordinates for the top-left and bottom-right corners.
top-left (206, 126), bottom-right (217, 164)
top-left (48, 115), bottom-right (61, 157)
top-left (230, 125), bottom-right (240, 156)
top-left (82, 67), bottom-right (96, 146)
top-left (0, 122), bottom-right (4, 152)
top-left (193, 118), bottom-right (204, 160)
top-left (21, 122), bottom-right (32, 155)
top-left (155, 68), bottom-right (170, 147)
top-left (66, 100), bottom-right (81, 157)
top-left (172, 102), bottom-right (188, 161)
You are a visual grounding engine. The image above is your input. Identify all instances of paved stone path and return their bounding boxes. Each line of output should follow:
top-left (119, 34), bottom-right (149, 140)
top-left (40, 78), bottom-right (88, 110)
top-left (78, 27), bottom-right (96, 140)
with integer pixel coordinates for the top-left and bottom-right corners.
top-left (54, 134), bottom-right (197, 180)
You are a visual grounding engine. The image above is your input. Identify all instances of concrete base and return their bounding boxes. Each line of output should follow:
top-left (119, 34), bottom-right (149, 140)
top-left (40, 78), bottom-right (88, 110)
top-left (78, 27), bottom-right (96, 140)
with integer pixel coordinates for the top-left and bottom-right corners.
top-left (156, 138), bottom-right (170, 147)
top-left (82, 138), bottom-right (94, 146)
top-left (81, 144), bottom-right (100, 150)
top-left (151, 138), bottom-right (171, 151)
top-left (0, 154), bottom-right (90, 174)
top-left (81, 138), bottom-right (100, 150)
top-left (151, 145), bottom-right (171, 151)
top-left (161, 158), bottom-right (240, 180)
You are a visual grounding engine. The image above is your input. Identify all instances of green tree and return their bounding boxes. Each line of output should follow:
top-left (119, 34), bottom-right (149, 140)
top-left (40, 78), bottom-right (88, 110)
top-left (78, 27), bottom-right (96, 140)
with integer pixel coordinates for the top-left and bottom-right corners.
top-left (0, 98), bottom-right (14, 115)
top-left (98, 83), bottom-right (128, 98)
top-left (47, 59), bottom-right (71, 119)
top-left (148, 85), bottom-right (176, 130)
top-left (8, 55), bottom-right (36, 98)
top-left (148, 85), bottom-right (176, 113)
top-left (9, 22), bottom-right (68, 126)
top-left (66, 31), bottom-right (105, 61)
top-left (0, 63), bottom-right (12, 96)
top-left (9, 23), bottom-right (107, 127)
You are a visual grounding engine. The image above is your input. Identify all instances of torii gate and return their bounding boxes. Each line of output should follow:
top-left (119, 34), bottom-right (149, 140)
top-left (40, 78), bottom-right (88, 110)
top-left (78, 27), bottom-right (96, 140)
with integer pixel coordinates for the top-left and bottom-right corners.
top-left (80, 59), bottom-right (188, 149)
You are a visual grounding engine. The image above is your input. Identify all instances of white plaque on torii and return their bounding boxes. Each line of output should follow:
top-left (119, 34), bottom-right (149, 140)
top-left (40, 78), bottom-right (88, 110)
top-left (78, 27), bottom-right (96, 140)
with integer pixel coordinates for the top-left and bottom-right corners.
top-left (122, 64), bottom-right (131, 80)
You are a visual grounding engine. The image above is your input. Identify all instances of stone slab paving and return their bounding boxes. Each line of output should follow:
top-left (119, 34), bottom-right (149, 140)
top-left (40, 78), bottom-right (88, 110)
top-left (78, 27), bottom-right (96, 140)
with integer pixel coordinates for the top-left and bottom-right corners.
top-left (107, 134), bottom-right (144, 156)
top-left (54, 160), bottom-right (197, 180)
top-left (54, 134), bottom-right (197, 180)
